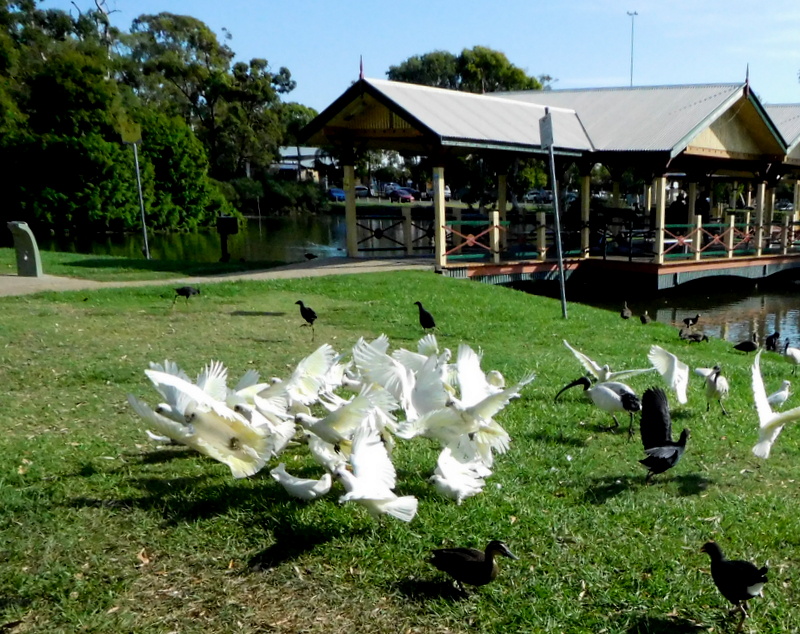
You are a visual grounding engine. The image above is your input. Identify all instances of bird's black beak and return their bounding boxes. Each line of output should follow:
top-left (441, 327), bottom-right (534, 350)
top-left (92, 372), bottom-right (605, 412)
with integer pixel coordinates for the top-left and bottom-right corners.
top-left (502, 546), bottom-right (519, 560)
top-left (554, 377), bottom-right (589, 402)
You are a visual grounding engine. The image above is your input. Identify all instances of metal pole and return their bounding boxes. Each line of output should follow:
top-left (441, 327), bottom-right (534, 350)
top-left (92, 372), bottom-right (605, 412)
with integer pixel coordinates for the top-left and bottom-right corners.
top-left (132, 141), bottom-right (150, 260)
top-left (627, 11), bottom-right (638, 87)
top-left (540, 108), bottom-right (568, 319)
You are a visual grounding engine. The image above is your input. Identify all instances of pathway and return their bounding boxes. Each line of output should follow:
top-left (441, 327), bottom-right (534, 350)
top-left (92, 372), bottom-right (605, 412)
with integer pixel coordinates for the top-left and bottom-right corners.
top-left (0, 257), bottom-right (436, 298)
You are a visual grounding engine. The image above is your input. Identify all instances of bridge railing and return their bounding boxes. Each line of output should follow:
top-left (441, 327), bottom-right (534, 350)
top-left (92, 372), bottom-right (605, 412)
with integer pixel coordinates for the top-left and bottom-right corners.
top-left (355, 210), bottom-right (435, 256)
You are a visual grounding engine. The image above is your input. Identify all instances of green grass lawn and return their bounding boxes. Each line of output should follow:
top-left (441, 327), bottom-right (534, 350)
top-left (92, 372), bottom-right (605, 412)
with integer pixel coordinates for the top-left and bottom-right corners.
top-left (1, 269), bottom-right (797, 632)
top-left (0, 247), bottom-right (285, 282)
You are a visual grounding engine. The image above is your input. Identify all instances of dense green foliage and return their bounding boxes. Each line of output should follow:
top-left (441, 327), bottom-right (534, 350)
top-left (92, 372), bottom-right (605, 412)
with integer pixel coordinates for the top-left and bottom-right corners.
top-left (387, 46), bottom-right (542, 93)
top-left (0, 267), bottom-right (798, 632)
top-left (0, 1), bottom-right (321, 236)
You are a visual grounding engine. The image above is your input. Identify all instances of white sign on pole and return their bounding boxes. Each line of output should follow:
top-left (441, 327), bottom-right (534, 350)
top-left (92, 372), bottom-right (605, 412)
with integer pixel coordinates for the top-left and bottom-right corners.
top-left (539, 108), bottom-right (554, 151)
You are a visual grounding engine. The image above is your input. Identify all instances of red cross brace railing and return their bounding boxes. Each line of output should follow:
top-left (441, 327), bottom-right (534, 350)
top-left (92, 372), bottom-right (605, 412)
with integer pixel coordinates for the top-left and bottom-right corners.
top-left (443, 223), bottom-right (506, 257)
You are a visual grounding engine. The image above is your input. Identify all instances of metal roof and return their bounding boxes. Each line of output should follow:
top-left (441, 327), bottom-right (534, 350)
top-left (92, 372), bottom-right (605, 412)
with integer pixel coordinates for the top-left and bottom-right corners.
top-left (303, 78), bottom-right (593, 154)
top-left (499, 84), bottom-right (753, 154)
top-left (765, 104), bottom-right (800, 151)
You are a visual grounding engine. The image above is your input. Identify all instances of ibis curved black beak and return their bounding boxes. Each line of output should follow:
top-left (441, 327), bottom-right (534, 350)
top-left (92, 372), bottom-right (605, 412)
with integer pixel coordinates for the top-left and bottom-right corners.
top-left (554, 376), bottom-right (591, 402)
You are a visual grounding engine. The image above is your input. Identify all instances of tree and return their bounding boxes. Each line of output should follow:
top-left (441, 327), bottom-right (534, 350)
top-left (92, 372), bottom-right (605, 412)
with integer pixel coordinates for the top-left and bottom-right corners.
top-left (387, 46), bottom-right (542, 94)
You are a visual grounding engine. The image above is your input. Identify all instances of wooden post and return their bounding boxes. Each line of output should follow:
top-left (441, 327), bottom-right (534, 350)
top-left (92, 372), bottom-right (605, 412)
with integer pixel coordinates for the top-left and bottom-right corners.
top-left (433, 166), bottom-right (447, 270)
top-left (755, 182), bottom-right (765, 257)
top-left (782, 214), bottom-right (790, 255)
top-left (536, 211), bottom-right (547, 259)
top-left (726, 214), bottom-right (735, 259)
top-left (490, 210), bottom-right (501, 263)
top-left (497, 174), bottom-right (508, 250)
top-left (687, 182), bottom-right (697, 225)
top-left (402, 207), bottom-right (412, 256)
top-left (654, 176), bottom-right (667, 264)
top-left (794, 180), bottom-right (800, 223)
top-left (693, 214), bottom-right (702, 260)
top-left (452, 207), bottom-right (463, 248)
top-left (343, 163), bottom-right (358, 257)
top-left (580, 174), bottom-right (591, 258)
top-left (645, 184), bottom-right (653, 213)
top-left (612, 181), bottom-right (621, 208)
top-left (729, 181), bottom-right (738, 209)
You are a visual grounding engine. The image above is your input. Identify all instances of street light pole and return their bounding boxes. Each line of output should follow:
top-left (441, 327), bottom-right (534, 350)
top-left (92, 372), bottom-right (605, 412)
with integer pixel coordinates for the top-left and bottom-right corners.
top-left (627, 11), bottom-right (638, 87)
top-left (131, 140), bottom-right (150, 260)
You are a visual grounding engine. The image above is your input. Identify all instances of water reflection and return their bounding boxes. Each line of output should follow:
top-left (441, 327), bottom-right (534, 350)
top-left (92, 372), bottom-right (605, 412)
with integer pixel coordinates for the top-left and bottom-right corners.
top-left (577, 278), bottom-right (800, 346)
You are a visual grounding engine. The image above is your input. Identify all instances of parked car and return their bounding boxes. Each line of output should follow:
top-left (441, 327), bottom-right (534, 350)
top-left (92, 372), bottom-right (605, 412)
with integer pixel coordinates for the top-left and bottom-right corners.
top-left (423, 185), bottom-right (451, 201)
top-left (354, 185), bottom-right (371, 198)
top-left (389, 188), bottom-right (415, 203)
top-left (382, 182), bottom-right (402, 196)
top-left (524, 189), bottom-right (545, 203)
top-left (776, 199), bottom-right (794, 211)
top-left (327, 187), bottom-right (345, 202)
top-left (399, 186), bottom-right (421, 199)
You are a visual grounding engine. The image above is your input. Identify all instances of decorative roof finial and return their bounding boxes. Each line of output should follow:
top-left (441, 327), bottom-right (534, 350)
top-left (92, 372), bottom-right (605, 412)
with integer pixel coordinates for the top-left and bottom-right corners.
top-left (359, 55), bottom-right (364, 80)
top-left (744, 63), bottom-right (750, 98)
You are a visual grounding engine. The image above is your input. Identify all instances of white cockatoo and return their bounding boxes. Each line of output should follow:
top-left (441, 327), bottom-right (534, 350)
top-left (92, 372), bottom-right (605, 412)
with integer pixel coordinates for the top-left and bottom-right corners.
top-left (429, 443), bottom-right (491, 504)
top-left (270, 463), bottom-right (332, 501)
top-left (648, 345), bottom-right (689, 405)
top-left (563, 340), bottom-right (655, 383)
top-left (336, 417), bottom-right (418, 522)
top-left (767, 380), bottom-right (791, 409)
top-left (752, 350), bottom-right (800, 458)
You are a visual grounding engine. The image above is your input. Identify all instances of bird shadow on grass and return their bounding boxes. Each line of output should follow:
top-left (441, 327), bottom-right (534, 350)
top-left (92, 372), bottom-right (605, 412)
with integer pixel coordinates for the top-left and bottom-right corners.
top-left (392, 577), bottom-right (469, 602)
top-left (623, 613), bottom-right (707, 633)
top-left (229, 310), bottom-right (286, 317)
top-left (246, 523), bottom-right (344, 573)
top-left (133, 447), bottom-right (197, 465)
top-left (582, 474), bottom-right (637, 504)
top-left (672, 472), bottom-right (713, 496)
top-left (524, 430), bottom-right (587, 447)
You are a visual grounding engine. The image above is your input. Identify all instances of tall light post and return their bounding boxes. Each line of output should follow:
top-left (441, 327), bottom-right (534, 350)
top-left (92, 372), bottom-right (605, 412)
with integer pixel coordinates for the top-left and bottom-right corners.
top-left (627, 11), bottom-right (638, 87)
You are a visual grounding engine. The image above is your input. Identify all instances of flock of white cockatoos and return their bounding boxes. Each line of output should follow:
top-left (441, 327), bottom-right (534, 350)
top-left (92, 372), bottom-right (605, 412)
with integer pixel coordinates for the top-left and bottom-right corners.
top-left (127, 334), bottom-right (535, 523)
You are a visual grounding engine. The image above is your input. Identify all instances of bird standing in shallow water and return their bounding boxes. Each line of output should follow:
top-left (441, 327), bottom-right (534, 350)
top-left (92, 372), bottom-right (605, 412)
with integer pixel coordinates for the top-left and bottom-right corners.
top-left (295, 300), bottom-right (317, 341)
top-left (430, 540), bottom-right (517, 592)
top-left (414, 301), bottom-right (436, 331)
top-left (173, 286), bottom-right (200, 305)
top-left (638, 387), bottom-right (689, 482)
top-left (620, 301), bottom-right (632, 319)
top-left (700, 541), bottom-right (768, 633)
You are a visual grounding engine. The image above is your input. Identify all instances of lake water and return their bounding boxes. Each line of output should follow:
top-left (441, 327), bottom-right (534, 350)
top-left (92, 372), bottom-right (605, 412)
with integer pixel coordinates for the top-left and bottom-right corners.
top-left (20, 215), bottom-right (800, 346)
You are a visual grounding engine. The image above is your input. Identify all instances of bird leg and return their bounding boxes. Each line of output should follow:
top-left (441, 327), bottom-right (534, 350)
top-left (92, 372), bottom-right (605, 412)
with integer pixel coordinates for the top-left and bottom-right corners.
top-left (601, 415), bottom-right (620, 433)
top-left (719, 400), bottom-right (728, 416)
top-left (644, 471), bottom-right (654, 485)
top-left (706, 402), bottom-right (710, 412)
top-left (734, 603), bottom-right (748, 633)
top-left (627, 412), bottom-right (635, 438)
top-left (311, 324), bottom-right (315, 342)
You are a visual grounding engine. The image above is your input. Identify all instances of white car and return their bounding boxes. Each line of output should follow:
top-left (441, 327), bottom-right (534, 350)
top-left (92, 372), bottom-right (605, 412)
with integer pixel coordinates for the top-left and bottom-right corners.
top-left (423, 185), bottom-right (451, 201)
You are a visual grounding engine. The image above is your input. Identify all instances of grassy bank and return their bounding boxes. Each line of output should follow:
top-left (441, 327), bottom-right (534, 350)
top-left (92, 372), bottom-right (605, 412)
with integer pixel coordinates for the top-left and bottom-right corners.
top-left (1, 270), bottom-right (797, 633)
top-left (0, 248), bottom-right (284, 282)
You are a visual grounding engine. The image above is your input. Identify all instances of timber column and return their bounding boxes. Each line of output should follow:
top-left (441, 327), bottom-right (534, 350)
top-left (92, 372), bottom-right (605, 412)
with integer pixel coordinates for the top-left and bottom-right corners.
top-left (343, 159), bottom-right (358, 258)
top-left (755, 182), bottom-right (766, 257)
top-left (654, 176), bottom-right (667, 264)
top-left (433, 165), bottom-right (447, 270)
top-left (497, 174), bottom-right (508, 250)
top-left (580, 174), bottom-right (591, 257)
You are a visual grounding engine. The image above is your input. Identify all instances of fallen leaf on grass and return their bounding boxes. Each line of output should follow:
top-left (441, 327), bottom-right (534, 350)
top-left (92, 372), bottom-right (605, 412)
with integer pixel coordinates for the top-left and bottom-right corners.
top-left (137, 549), bottom-right (150, 567)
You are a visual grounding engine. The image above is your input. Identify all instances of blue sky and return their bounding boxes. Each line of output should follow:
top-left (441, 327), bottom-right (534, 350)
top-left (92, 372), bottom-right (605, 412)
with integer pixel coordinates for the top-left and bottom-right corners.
top-left (41, 0), bottom-right (800, 113)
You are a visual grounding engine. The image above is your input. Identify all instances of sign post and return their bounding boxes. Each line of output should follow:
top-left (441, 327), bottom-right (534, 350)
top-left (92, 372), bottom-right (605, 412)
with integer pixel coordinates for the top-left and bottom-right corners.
top-left (540, 108), bottom-right (568, 319)
top-left (120, 120), bottom-right (150, 260)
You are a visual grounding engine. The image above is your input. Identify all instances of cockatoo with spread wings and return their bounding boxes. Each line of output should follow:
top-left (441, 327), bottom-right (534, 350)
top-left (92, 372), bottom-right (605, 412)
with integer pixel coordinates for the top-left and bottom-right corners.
top-left (751, 349), bottom-right (800, 458)
top-left (336, 417), bottom-right (418, 522)
top-left (563, 340), bottom-right (655, 383)
top-left (648, 345), bottom-right (689, 405)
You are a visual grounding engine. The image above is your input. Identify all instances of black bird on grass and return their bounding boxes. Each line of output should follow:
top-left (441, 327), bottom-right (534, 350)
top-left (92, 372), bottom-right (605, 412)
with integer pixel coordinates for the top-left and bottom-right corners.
top-left (304, 252), bottom-right (318, 260)
top-left (620, 301), bottom-right (632, 319)
top-left (414, 301), bottom-right (436, 331)
top-left (639, 310), bottom-right (652, 325)
top-left (430, 540), bottom-right (517, 593)
top-left (765, 331), bottom-right (781, 352)
top-left (638, 387), bottom-right (689, 483)
top-left (173, 286), bottom-right (200, 305)
top-left (683, 313), bottom-right (701, 328)
top-left (295, 300), bottom-right (317, 341)
top-left (679, 327), bottom-right (709, 343)
top-left (700, 541), bottom-right (768, 633)
top-left (733, 332), bottom-right (759, 353)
